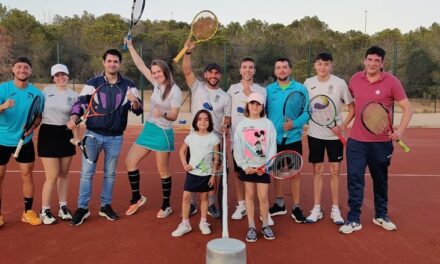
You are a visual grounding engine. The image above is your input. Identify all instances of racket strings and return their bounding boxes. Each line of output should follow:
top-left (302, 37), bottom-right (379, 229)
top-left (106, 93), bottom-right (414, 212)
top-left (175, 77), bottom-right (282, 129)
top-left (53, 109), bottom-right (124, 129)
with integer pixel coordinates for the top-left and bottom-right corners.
top-left (82, 136), bottom-right (100, 163)
top-left (284, 93), bottom-right (306, 119)
top-left (268, 153), bottom-right (303, 178)
top-left (310, 96), bottom-right (336, 126)
top-left (91, 86), bottom-right (123, 115)
top-left (26, 96), bottom-right (41, 127)
top-left (192, 13), bottom-right (218, 40)
top-left (362, 105), bottom-right (390, 134)
top-left (132, 0), bottom-right (145, 24)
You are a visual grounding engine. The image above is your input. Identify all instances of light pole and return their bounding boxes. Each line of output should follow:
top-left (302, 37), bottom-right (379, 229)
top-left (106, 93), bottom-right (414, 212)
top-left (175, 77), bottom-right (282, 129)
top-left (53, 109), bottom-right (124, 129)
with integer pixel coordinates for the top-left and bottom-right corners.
top-left (364, 10), bottom-right (368, 34)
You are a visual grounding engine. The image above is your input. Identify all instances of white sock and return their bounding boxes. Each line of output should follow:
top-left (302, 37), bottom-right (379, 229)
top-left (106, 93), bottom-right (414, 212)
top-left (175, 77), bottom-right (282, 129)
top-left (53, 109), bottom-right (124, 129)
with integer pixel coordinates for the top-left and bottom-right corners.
top-left (182, 219), bottom-right (190, 226)
top-left (313, 204), bottom-right (321, 210)
top-left (59, 201), bottom-right (67, 208)
top-left (42, 206), bottom-right (50, 212)
top-left (238, 200), bottom-right (245, 207)
top-left (332, 205), bottom-right (340, 210)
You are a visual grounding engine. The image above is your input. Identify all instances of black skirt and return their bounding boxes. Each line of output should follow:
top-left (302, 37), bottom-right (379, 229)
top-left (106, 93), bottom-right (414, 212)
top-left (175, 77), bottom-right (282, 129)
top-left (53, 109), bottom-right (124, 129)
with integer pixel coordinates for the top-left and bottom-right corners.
top-left (184, 172), bottom-right (214, 193)
top-left (37, 124), bottom-right (76, 158)
top-left (238, 167), bottom-right (271, 184)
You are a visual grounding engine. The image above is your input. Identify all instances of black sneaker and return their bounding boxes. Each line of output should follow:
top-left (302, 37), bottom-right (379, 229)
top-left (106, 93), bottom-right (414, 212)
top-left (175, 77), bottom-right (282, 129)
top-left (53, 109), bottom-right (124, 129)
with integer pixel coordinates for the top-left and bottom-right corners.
top-left (99, 204), bottom-right (119, 221)
top-left (269, 203), bottom-right (287, 216)
top-left (291, 207), bottom-right (306, 223)
top-left (71, 208), bottom-right (90, 226)
top-left (180, 203), bottom-right (198, 218)
top-left (207, 204), bottom-right (220, 219)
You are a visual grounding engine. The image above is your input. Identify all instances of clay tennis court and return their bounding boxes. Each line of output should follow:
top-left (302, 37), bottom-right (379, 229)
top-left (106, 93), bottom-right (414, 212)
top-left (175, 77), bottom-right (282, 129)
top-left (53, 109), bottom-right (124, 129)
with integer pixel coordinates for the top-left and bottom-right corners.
top-left (1, 126), bottom-right (439, 264)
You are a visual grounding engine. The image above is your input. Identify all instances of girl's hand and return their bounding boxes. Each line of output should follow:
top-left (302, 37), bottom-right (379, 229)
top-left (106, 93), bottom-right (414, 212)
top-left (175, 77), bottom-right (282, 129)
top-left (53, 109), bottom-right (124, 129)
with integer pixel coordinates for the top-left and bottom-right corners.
top-left (244, 167), bottom-right (257, 175)
top-left (183, 164), bottom-right (193, 171)
top-left (208, 176), bottom-right (216, 188)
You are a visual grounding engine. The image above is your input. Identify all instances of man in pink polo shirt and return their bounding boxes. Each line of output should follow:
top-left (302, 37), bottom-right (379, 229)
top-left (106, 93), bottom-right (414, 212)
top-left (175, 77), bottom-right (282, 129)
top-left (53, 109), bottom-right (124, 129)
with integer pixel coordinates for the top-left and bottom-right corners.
top-left (339, 46), bottom-right (413, 234)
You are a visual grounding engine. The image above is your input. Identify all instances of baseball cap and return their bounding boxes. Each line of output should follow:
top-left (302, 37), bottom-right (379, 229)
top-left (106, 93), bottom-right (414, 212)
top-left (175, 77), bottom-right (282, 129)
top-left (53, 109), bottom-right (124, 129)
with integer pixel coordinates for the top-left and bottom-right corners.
top-left (247, 93), bottom-right (265, 105)
top-left (204, 63), bottom-right (222, 73)
top-left (51, 64), bottom-right (69, 77)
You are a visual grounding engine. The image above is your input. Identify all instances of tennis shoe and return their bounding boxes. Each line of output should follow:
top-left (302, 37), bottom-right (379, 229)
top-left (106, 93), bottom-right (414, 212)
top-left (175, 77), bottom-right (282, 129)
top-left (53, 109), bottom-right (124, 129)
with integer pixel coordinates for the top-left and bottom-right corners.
top-left (71, 208), bottom-right (90, 226)
top-left (207, 204), bottom-right (220, 219)
top-left (99, 204), bottom-right (119, 221)
top-left (172, 222), bottom-right (192, 237)
top-left (157, 207), bottom-right (173, 219)
top-left (125, 196), bottom-right (147, 216)
top-left (291, 207), bottom-right (307, 223)
top-left (246, 228), bottom-right (258, 243)
top-left (231, 205), bottom-right (246, 220)
top-left (58, 205), bottom-right (72, 221)
top-left (339, 221), bottom-right (362, 234)
top-left (21, 210), bottom-right (42, 226)
top-left (330, 207), bottom-right (344, 225)
top-left (199, 222), bottom-right (212, 235)
top-left (259, 214), bottom-right (275, 226)
top-left (40, 209), bottom-right (57, 225)
top-left (306, 207), bottom-right (323, 223)
top-left (269, 203), bottom-right (287, 216)
top-left (261, 226), bottom-right (275, 240)
top-left (373, 217), bottom-right (397, 231)
top-left (180, 204), bottom-right (198, 218)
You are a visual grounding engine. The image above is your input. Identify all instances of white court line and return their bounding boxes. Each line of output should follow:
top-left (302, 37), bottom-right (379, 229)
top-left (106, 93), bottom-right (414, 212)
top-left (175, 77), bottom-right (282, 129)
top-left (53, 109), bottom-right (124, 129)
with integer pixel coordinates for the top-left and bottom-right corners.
top-left (6, 170), bottom-right (440, 177)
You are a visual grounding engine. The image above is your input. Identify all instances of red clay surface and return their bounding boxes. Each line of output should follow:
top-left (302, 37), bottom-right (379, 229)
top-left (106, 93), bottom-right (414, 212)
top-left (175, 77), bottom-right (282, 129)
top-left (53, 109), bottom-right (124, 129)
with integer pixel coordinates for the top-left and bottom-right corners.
top-left (1, 127), bottom-right (439, 264)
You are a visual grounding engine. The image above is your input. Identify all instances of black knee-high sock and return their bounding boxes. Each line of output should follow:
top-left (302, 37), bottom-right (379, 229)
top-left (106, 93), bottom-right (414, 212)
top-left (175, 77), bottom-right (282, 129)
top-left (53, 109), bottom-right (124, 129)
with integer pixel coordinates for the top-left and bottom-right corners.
top-left (24, 197), bottom-right (33, 212)
top-left (128, 170), bottom-right (141, 204)
top-left (161, 177), bottom-right (172, 210)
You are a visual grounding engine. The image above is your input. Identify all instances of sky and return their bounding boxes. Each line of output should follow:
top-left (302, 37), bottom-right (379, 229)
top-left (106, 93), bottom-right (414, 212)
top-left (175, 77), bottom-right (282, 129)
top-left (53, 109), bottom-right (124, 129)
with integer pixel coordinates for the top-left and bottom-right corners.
top-left (2, 0), bottom-right (439, 34)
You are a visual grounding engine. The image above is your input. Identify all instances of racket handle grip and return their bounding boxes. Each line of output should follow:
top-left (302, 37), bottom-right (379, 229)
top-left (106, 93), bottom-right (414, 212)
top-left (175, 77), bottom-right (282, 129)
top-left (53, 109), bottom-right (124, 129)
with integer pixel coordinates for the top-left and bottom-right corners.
top-left (75, 117), bottom-right (84, 125)
top-left (337, 134), bottom-right (347, 147)
top-left (122, 33), bottom-right (132, 51)
top-left (173, 46), bottom-right (189, 63)
top-left (396, 139), bottom-right (410, 152)
top-left (13, 139), bottom-right (24, 158)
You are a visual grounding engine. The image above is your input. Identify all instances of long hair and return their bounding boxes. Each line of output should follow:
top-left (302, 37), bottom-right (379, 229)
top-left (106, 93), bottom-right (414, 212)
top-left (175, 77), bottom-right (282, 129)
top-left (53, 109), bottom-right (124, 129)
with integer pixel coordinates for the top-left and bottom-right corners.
top-left (151, 60), bottom-right (174, 100)
top-left (192, 109), bottom-right (214, 132)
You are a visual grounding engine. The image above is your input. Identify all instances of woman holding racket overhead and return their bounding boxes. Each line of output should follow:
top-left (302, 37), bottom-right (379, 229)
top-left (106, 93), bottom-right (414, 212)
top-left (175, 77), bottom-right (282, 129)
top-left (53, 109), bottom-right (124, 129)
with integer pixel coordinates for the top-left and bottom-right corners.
top-left (303, 52), bottom-right (354, 225)
top-left (124, 38), bottom-right (182, 218)
top-left (0, 57), bottom-right (44, 226)
top-left (172, 110), bottom-right (219, 237)
top-left (233, 93), bottom-right (277, 242)
top-left (37, 64), bottom-right (79, 224)
top-left (339, 46), bottom-right (413, 234)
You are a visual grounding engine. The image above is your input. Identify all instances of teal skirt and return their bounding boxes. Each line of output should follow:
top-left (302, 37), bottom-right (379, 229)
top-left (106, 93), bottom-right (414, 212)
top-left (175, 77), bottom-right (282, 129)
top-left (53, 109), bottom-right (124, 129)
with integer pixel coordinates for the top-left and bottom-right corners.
top-left (135, 121), bottom-right (174, 152)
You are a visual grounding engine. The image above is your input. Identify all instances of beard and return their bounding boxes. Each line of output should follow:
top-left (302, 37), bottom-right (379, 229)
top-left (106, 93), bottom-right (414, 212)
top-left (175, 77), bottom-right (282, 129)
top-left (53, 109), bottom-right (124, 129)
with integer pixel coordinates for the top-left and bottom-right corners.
top-left (207, 78), bottom-right (219, 87)
top-left (277, 76), bottom-right (289, 82)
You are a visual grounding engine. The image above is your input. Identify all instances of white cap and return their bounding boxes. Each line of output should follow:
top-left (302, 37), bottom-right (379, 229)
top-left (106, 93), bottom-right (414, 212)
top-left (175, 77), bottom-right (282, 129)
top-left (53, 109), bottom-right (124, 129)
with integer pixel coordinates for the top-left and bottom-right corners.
top-left (247, 93), bottom-right (265, 105)
top-left (51, 64), bottom-right (69, 77)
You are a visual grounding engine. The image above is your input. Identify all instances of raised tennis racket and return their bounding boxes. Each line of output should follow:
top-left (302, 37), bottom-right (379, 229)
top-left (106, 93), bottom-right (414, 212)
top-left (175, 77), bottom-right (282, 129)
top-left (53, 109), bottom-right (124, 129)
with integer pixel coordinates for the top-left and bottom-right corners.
top-left (195, 151), bottom-right (223, 176)
top-left (308, 94), bottom-right (346, 146)
top-left (76, 134), bottom-right (100, 164)
top-left (173, 10), bottom-right (219, 63)
top-left (13, 95), bottom-right (42, 158)
top-left (123, 0), bottom-right (146, 50)
top-left (256, 150), bottom-right (303, 180)
top-left (361, 102), bottom-right (410, 152)
top-left (76, 83), bottom-right (124, 125)
top-left (282, 91), bottom-right (306, 145)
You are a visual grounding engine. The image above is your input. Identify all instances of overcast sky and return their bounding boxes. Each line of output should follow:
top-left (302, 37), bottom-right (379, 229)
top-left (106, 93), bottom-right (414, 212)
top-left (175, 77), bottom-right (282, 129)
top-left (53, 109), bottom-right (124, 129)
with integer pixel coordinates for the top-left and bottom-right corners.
top-left (2, 0), bottom-right (439, 34)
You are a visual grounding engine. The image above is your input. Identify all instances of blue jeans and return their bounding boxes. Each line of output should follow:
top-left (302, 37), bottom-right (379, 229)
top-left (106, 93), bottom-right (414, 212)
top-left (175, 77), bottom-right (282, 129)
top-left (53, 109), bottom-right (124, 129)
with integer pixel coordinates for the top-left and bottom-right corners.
top-left (77, 130), bottom-right (123, 209)
top-left (346, 138), bottom-right (393, 223)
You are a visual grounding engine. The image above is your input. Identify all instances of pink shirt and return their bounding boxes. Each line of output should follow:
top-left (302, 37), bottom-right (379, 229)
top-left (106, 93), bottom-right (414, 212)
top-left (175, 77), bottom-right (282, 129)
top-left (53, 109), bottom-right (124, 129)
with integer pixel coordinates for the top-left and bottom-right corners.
top-left (349, 71), bottom-right (407, 142)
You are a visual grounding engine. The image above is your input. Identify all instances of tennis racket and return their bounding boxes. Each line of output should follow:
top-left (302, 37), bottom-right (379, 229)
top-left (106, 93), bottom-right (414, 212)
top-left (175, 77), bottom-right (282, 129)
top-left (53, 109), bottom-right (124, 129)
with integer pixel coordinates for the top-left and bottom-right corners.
top-left (13, 95), bottom-right (42, 158)
top-left (173, 10), bottom-right (219, 63)
top-left (281, 91), bottom-right (306, 145)
top-left (122, 0), bottom-right (146, 50)
top-left (361, 102), bottom-right (410, 152)
top-left (256, 150), bottom-right (303, 180)
top-left (75, 134), bottom-right (100, 164)
top-left (308, 94), bottom-right (346, 146)
top-left (76, 83), bottom-right (124, 125)
top-left (195, 151), bottom-right (223, 176)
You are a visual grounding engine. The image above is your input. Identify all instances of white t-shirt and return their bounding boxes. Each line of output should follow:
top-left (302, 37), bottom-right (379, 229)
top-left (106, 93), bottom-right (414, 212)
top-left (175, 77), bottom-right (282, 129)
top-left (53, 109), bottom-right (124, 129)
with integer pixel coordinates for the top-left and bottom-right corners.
top-left (147, 82), bottom-right (182, 129)
top-left (190, 79), bottom-right (231, 136)
top-left (304, 75), bottom-right (353, 140)
top-left (184, 132), bottom-right (220, 176)
top-left (42, 85), bottom-right (78, 126)
top-left (227, 82), bottom-right (266, 145)
top-left (233, 117), bottom-right (277, 170)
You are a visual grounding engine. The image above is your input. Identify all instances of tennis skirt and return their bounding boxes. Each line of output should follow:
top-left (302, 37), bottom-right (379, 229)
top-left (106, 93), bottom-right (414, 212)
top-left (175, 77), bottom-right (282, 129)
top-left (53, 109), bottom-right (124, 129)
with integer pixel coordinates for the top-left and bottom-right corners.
top-left (37, 124), bottom-right (76, 158)
top-left (238, 167), bottom-right (271, 184)
top-left (135, 121), bottom-right (174, 152)
top-left (184, 172), bottom-right (214, 193)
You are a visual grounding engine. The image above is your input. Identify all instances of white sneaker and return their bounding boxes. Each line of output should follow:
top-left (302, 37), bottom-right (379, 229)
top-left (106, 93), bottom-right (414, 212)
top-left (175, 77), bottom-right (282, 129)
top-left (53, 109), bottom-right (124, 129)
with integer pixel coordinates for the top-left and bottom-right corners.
top-left (306, 207), bottom-right (323, 223)
top-left (172, 223), bottom-right (192, 237)
top-left (231, 205), bottom-right (246, 220)
top-left (373, 217), bottom-right (397, 231)
top-left (40, 209), bottom-right (56, 225)
top-left (339, 222), bottom-right (362, 234)
top-left (199, 222), bottom-right (212, 235)
top-left (157, 207), bottom-right (173, 219)
top-left (330, 208), bottom-right (344, 225)
top-left (259, 214), bottom-right (275, 226)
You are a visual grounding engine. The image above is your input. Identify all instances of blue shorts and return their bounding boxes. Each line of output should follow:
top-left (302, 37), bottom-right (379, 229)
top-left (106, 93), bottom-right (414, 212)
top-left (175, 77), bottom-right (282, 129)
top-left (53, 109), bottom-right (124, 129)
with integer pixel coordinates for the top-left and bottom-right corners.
top-left (135, 121), bottom-right (174, 152)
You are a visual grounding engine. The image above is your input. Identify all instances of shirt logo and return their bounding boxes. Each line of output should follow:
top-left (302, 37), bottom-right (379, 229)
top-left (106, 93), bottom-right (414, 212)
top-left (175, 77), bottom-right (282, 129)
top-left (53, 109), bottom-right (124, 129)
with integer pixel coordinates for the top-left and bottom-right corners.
top-left (375, 90), bottom-right (381, 95)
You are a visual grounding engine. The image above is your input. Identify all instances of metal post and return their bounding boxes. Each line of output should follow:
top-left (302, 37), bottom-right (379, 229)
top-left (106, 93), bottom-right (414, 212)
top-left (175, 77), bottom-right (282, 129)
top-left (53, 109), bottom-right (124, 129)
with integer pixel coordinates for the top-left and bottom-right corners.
top-left (140, 43), bottom-right (145, 123)
top-left (307, 40), bottom-right (312, 78)
top-left (57, 42), bottom-right (60, 64)
top-left (364, 10), bottom-right (368, 34)
top-left (223, 42), bottom-right (227, 90)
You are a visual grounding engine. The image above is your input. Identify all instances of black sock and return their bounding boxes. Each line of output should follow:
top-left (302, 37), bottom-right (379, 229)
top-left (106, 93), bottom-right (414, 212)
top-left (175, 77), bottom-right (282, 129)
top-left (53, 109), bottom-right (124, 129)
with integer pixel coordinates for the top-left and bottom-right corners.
top-left (128, 170), bottom-right (141, 204)
top-left (24, 197), bottom-right (33, 212)
top-left (161, 177), bottom-right (172, 210)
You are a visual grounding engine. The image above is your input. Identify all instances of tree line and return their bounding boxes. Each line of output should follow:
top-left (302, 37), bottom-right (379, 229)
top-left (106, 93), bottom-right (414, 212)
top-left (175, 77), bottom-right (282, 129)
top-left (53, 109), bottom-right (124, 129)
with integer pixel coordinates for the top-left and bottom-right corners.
top-left (1, 4), bottom-right (439, 102)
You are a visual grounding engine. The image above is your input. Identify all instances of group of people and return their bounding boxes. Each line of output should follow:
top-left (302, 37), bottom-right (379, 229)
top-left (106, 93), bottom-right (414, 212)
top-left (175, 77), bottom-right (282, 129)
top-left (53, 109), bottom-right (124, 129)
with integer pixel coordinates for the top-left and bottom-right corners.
top-left (0, 42), bottom-right (412, 243)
